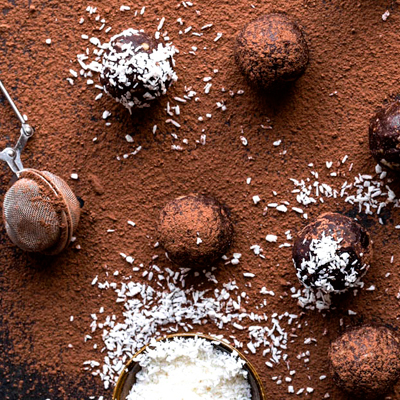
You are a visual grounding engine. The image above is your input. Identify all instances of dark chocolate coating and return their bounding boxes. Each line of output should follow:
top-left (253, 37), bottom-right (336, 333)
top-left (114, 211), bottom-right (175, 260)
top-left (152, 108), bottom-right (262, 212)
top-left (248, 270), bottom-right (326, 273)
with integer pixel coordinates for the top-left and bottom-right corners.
top-left (292, 212), bottom-right (372, 293)
top-left (157, 194), bottom-right (233, 267)
top-left (100, 30), bottom-right (175, 108)
top-left (330, 325), bottom-right (400, 399)
top-left (235, 13), bottom-right (309, 89)
top-left (369, 100), bottom-right (400, 169)
top-left (101, 32), bottom-right (157, 101)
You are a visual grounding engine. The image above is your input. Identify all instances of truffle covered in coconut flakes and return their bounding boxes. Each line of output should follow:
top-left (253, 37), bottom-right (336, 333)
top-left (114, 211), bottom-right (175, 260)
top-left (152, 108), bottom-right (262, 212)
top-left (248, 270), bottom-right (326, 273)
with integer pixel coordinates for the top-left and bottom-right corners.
top-left (100, 28), bottom-right (178, 112)
top-left (292, 212), bottom-right (373, 303)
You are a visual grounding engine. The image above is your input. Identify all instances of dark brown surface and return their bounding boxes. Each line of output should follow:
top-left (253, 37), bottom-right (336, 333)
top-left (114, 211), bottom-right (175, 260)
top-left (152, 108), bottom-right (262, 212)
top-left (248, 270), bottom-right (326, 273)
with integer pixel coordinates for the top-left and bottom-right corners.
top-left (1, 0), bottom-right (400, 399)
top-left (235, 13), bottom-right (309, 89)
top-left (329, 325), bottom-right (400, 399)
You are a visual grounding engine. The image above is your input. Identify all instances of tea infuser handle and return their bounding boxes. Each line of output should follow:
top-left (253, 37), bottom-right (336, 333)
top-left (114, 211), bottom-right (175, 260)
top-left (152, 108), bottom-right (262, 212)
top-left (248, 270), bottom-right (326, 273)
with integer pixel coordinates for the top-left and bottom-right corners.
top-left (0, 79), bottom-right (34, 175)
top-left (0, 147), bottom-right (23, 175)
top-left (0, 80), bottom-right (28, 123)
top-left (14, 123), bottom-right (33, 158)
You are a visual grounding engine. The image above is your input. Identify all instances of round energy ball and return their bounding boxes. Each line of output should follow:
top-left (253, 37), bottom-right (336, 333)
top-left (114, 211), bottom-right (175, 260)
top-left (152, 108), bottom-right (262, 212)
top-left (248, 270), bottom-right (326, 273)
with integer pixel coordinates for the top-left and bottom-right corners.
top-left (292, 212), bottom-right (372, 295)
top-left (235, 13), bottom-right (309, 89)
top-left (100, 28), bottom-right (177, 112)
top-left (330, 325), bottom-right (400, 399)
top-left (157, 194), bottom-right (233, 266)
top-left (369, 100), bottom-right (400, 169)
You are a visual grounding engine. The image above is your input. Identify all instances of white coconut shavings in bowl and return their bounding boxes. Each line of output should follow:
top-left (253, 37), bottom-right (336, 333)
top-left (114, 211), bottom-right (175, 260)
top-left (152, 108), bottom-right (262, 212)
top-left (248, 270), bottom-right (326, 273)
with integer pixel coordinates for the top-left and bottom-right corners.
top-left (126, 336), bottom-right (251, 400)
top-left (101, 28), bottom-right (178, 111)
top-left (84, 275), bottom-right (297, 390)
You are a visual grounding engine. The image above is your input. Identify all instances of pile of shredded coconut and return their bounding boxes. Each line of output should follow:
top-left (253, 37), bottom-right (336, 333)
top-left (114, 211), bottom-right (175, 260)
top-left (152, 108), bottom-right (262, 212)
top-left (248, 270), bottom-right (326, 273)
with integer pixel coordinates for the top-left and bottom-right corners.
top-left (84, 271), bottom-right (297, 390)
top-left (126, 336), bottom-right (251, 400)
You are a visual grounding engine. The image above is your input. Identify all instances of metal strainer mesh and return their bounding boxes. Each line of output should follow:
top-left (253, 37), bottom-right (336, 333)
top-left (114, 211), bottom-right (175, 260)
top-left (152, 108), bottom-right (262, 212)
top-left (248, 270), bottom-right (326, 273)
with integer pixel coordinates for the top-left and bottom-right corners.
top-left (41, 171), bottom-right (81, 232)
top-left (3, 175), bottom-right (61, 253)
top-left (2, 169), bottom-right (81, 254)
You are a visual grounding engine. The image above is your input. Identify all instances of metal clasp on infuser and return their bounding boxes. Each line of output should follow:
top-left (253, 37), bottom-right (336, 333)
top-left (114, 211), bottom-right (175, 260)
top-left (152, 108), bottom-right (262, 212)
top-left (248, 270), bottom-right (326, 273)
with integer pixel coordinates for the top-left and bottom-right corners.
top-left (0, 80), bottom-right (34, 175)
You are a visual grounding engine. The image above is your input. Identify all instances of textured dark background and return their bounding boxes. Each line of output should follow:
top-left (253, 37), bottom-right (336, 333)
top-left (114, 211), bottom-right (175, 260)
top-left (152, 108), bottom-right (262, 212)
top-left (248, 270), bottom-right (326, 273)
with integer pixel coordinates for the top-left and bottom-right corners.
top-left (1, 0), bottom-right (400, 399)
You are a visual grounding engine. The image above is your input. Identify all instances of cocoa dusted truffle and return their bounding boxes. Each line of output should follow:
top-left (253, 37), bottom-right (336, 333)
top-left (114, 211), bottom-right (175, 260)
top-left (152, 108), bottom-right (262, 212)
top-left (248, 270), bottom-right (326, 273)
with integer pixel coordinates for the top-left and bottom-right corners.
top-left (369, 100), bottom-right (400, 169)
top-left (235, 13), bottom-right (309, 89)
top-left (100, 28), bottom-right (177, 112)
top-left (157, 194), bottom-right (233, 266)
top-left (330, 325), bottom-right (400, 399)
top-left (292, 213), bottom-right (372, 297)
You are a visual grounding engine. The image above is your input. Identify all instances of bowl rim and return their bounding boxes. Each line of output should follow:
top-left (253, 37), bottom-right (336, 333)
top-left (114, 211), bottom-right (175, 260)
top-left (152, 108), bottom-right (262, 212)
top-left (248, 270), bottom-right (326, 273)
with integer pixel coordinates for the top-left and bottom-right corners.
top-left (112, 332), bottom-right (266, 400)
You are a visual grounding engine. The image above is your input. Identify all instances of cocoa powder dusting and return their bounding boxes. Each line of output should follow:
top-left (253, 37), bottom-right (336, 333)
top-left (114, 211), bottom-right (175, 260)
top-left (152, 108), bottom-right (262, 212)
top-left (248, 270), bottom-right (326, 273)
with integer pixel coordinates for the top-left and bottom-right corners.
top-left (329, 325), bottom-right (400, 399)
top-left (235, 13), bottom-right (309, 88)
top-left (1, 1), bottom-right (400, 399)
top-left (157, 194), bottom-right (233, 265)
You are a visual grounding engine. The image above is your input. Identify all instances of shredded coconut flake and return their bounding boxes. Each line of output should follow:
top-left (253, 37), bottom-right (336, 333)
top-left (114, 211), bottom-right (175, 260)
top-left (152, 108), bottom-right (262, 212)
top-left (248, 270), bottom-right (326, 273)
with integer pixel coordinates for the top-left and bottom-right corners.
top-left (126, 336), bottom-right (251, 400)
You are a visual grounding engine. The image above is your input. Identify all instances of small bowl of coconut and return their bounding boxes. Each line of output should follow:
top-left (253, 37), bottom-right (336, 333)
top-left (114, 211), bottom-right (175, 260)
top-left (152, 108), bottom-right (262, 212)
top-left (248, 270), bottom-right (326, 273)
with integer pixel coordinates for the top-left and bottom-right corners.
top-left (112, 333), bottom-right (266, 400)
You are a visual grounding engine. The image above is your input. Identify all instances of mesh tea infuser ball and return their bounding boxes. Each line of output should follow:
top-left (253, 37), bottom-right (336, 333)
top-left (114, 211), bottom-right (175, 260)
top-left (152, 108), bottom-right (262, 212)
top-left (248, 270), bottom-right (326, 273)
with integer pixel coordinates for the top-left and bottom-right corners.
top-left (0, 80), bottom-right (81, 255)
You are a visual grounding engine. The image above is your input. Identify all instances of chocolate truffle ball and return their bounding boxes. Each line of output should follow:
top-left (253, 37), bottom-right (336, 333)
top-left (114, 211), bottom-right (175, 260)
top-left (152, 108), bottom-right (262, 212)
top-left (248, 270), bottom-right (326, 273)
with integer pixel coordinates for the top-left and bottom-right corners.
top-left (330, 325), bottom-right (400, 399)
top-left (100, 28), bottom-right (177, 112)
top-left (235, 13), bottom-right (309, 89)
top-left (157, 194), bottom-right (233, 266)
top-left (292, 212), bottom-right (372, 295)
top-left (369, 100), bottom-right (400, 169)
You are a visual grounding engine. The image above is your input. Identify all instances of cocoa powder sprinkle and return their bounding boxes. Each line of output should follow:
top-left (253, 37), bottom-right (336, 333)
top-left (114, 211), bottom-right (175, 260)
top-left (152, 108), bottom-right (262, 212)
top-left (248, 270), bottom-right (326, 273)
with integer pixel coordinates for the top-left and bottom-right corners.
top-left (1, 1), bottom-right (400, 400)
